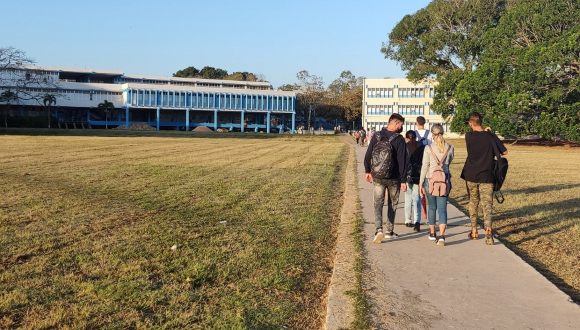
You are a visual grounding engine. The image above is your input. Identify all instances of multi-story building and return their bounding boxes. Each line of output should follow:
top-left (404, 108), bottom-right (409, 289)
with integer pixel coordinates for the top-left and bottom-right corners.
top-left (0, 65), bottom-right (297, 133)
top-left (362, 78), bottom-right (458, 137)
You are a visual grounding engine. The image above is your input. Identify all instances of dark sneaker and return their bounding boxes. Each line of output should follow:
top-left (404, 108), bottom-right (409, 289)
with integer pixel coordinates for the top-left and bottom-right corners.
top-left (405, 222), bottom-right (413, 227)
top-left (428, 233), bottom-right (437, 241)
top-left (413, 222), bottom-right (421, 232)
top-left (385, 231), bottom-right (399, 239)
top-left (437, 236), bottom-right (445, 246)
top-left (373, 230), bottom-right (384, 244)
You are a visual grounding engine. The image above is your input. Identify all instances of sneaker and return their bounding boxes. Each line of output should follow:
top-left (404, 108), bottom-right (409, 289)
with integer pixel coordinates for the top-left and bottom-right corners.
top-left (437, 236), bottom-right (445, 246)
top-left (385, 231), bottom-right (399, 239)
top-left (405, 222), bottom-right (413, 227)
top-left (428, 233), bottom-right (437, 241)
top-left (373, 230), bottom-right (384, 244)
top-left (413, 222), bottom-right (421, 232)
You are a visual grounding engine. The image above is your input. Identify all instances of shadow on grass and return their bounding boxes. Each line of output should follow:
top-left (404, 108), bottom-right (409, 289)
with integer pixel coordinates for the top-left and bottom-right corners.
top-left (504, 183), bottom-right (580, 196)
top-left (0, 128), bottom-right (340, 140)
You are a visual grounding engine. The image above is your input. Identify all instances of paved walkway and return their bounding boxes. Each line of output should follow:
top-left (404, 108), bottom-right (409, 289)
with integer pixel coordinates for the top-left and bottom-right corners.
top-left (352, 139), bottom-right (580, 329)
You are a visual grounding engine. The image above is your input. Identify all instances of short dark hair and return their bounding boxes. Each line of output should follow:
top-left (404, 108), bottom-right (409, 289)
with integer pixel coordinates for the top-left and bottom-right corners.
top-left (469, 112), bottom-right (483, 126)
top-left (416, 116), bottom-right (426, 125)
top-left (389, 113), bottom-right (405, 123)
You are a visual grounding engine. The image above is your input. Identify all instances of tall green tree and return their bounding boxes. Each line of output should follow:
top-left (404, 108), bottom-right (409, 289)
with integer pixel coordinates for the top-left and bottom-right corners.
top-left (381, 0), bottom-right (508, 119)
top-left (455, 0), bottom-right (580, 140)
top-left (200, 66), bottom-right (228, 80)
top-left (295, 70), bottom-right (325, 130)
top-left (173, 66), bottom-right (200, 78)
top-left (43, 93), bottom-right (56, 128)
top-left (98, 100), bottom-right (114, 129)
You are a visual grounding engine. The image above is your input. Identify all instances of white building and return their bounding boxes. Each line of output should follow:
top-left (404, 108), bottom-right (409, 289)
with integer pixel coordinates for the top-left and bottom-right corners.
top-left (0, 65), bottom-right (297, 133)
top-left (362, 78), bottom-right (459, 137)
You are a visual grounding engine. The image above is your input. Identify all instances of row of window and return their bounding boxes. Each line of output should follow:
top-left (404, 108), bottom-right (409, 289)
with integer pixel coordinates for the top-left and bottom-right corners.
top-left (365, 121), bottom-right (450, 133)
top-left (127, 89), bottom-right (295, 112)
top-left (366, 87), bottom-right (436, 98)
top-left (117, 79), bottom-right (270, 91)
top-left (366, 104), bottom-right (426, 115)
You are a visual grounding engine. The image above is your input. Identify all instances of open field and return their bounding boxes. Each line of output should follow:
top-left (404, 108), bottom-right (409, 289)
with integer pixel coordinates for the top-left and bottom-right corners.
top-left (0, 130), bottom-right (348, 329)
top-left (447, 139), bottom-right (580, 303)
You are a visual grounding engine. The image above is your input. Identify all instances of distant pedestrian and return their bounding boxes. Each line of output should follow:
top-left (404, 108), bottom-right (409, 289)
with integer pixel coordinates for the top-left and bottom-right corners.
top-left (461, 112), bottom-right (507, 245)
top-left (415, 116), bottom-right (432, 145)
top-left (364, 114), bottom-right (408, 243)
top-left (404, 130), bottom-right (425, 232)
top-left (419, 124), bottom-right (454, 246)
top-left (354, 130), bottom-right (361, 145)
top-left (359, 129), bottom-right (366, 146)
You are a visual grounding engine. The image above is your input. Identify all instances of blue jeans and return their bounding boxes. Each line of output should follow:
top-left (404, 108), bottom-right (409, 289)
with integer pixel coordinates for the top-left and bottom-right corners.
top-left (423, 179), bottom-right (448, 226)
top-left (404, 182), bottom-right (421, 224)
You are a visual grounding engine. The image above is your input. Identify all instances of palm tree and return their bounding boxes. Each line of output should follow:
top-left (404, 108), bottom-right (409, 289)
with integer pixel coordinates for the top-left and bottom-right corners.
top-left (43, 93), bottom-right (56, 128)
top-left (0, 90), bottom-right (17, 128)
top-left (98, 100), bottom-right (114, 129)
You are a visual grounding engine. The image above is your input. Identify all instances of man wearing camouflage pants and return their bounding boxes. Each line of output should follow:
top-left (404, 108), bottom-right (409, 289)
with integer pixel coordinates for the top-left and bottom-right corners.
top-left (461, 112), bottom-right (508, 245)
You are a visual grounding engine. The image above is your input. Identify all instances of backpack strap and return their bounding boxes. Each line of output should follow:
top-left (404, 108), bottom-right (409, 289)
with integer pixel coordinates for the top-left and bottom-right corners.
top-left (428, 144), bottom-right (450, 166)
top-left (422, 130), bottom-right (429, 140)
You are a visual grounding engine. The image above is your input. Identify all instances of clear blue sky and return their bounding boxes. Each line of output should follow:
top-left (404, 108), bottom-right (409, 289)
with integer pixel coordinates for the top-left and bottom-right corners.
top-left (3, 0), bottom-right (431, 88)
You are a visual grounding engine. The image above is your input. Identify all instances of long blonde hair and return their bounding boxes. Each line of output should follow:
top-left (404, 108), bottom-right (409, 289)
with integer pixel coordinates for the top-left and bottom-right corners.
top-left (431, 124), bottom-right (446, 153)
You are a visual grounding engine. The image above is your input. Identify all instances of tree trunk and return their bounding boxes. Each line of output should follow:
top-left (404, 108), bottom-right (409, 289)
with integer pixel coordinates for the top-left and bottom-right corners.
top-left (105, 113), bottom-right (108, 129)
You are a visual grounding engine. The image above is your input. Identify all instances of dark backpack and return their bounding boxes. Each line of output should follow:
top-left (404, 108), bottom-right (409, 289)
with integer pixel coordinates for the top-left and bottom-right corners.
top-left (371, 132), bottom-right (399, 179)
top-left (491, 133), bottom-right (509, 203)
top-left (406, 146), bottom-right (424, 184)
top-left (417, 129), bottom-right (429, 143)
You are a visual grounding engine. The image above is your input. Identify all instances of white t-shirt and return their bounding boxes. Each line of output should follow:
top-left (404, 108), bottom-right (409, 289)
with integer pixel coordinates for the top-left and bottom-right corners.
top-left (415, 129), bottom-right (432, 145)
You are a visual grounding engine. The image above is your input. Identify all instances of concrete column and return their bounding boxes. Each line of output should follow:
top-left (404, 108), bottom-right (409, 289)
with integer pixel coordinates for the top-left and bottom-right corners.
top-left (125, 107), bottom-right (130, 130)
top-left (267, 112), bottom-right (271, 133)
top-left (241, 110), bottom-right (245, 133)
top-left (186, 108), bottom-right (190, 131)
top-left (214, 109), bottom-right (218, 131)
top-left (292, 112), bottom-right (296, 134)
top-left (156, 107), bottom-right (160, 131)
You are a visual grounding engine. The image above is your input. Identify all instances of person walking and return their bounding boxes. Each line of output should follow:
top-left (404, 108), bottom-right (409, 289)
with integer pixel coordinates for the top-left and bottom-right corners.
top-left (364, 114), bottom-right (408, 243)
top-left (404, 130), bottom-right (425, 232)
top-left (461, 112), bottom-right (508, 245)
top-left (419, 124), bottom-right (454, 246)
top-left (415, 116), bottom-right (432, 145)
top-left (359, 128), bottom-right (366, 147)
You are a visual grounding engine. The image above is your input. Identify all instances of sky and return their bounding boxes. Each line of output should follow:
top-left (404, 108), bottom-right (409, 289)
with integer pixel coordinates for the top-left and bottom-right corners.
top-left (3, 0), bottom-right (432, 88)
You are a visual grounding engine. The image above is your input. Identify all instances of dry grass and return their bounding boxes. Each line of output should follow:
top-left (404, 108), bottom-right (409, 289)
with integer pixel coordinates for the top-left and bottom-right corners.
top-left (0, 130), bottom-right (348, 329)
top-left (447, 139), bottom-right (580, 303)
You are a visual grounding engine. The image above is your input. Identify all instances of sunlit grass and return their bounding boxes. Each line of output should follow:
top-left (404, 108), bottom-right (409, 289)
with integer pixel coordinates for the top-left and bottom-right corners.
top-left (0, 130), bottom-right (347, 329)
top-left (448, 139), bottom-right (580, 303)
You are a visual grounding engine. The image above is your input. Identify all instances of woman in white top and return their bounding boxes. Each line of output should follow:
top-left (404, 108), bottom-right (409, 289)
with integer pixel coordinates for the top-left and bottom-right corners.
top-left (419, 124), bottom-right (454, 246)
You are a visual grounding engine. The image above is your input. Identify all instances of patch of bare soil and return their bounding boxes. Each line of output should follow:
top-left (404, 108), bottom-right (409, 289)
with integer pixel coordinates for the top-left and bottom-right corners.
top-left (192, 126), bottom-right (213, 132)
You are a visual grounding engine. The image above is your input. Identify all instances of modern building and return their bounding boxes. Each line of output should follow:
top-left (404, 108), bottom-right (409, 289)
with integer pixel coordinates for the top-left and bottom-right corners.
top-left (362, 78), bottom-right (459, 137)
top-left (0, 65), bottom-right (297, 133)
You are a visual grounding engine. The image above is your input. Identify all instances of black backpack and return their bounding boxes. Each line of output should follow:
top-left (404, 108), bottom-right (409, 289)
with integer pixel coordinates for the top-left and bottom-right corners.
top-left (491, 133), bottom-right (509, 203)
top-left (371, 132), bottom-right (399, 179)
top-left (406, 146), bottom-right (424, 184)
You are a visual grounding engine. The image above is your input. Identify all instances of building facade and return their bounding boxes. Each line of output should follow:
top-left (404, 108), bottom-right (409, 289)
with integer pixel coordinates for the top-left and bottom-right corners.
top-left (362, 78), bottom-right (458, 137)
top-left (0, 65), bottom-right (297, 133)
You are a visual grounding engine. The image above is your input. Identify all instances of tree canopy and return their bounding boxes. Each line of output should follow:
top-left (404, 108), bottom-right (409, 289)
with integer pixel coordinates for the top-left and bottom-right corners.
top-left (173, 66), bottom-right (265, 82)
top-left (384, 0), bottom-right (580, 141)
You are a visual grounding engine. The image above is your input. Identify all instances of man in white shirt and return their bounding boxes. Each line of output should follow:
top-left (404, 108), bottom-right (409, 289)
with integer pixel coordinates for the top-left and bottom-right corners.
top-left (415, 116), bottom-right (432, 145)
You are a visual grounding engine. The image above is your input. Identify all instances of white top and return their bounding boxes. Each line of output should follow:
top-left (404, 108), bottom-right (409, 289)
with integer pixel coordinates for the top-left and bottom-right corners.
top-left (415, 129), bottom-right (433, 145)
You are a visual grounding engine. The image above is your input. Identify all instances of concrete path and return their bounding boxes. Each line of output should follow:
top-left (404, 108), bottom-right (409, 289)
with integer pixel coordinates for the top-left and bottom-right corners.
top-left (352, 140), bottom-right (580, 330)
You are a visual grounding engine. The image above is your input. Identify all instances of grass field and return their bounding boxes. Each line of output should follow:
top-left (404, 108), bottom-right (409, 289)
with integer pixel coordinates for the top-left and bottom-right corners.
top-left (0, 130), bottom-right (348, 329)
top-left (447, 139), bottom-right (580, 303)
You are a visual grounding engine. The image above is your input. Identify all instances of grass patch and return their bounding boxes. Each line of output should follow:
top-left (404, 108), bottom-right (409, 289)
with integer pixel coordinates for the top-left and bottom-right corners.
top-left (0, 130), bottom-right (347, 329)
top-left (448, 139), bottom-right (580, 303)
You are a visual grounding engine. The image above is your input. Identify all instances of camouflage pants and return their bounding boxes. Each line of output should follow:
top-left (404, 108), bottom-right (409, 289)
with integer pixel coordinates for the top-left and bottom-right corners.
top-left (466, 181), bottom-right (494, 229)
top-left (373, 178), bottom-right (400, 233)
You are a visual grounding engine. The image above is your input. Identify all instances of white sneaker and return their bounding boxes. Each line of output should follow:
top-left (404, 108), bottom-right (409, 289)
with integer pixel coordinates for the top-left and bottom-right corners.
top-left (373, 230), bottom-right (384, 244)
top-left (384, 231), bottom-right (399, 239)
top-left (437, 236), bottom-right (445, 246)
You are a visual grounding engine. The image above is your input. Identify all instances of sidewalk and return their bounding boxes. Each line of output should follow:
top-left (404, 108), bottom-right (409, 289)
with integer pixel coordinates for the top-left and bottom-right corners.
top-left (353, 140), bottom-right (580, 329)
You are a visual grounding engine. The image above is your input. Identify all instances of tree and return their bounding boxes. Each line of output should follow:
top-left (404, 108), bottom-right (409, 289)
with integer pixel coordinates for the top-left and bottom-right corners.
top-left (43, 93), bottom-right (56, 128)
top-left (0, 46), bottom-right (62, 126)
top-left (0, 89), bottom-right (17, 128)
top-left (455, 0), bottom-right (580, 140)
top-left (277, 83), bottom-right (301, 91)
top-left (173, 66), bottom-right (200, 78)
top-left (295, 70), bottom-right (325, 130)
top-left (381, 0), bottom-right (508, 119)
top-left (98, 100), bottom-right (114, 129)
top-left (200, 66), bottom-right (228, 80)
